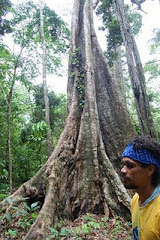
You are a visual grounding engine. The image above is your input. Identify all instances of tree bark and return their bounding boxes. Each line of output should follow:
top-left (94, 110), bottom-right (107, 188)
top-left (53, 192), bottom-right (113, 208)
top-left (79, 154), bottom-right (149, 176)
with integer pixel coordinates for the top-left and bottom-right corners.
top-left (113, 46), bottom-right (126, 104)
top-left (40, 3), bottom-right (52, 158)
top-left (7, 86), bottom-right (13, 194)
top-left (114, 0), bottom-right (156, 138)
top-left (0, 0), bottom-right (136, 239)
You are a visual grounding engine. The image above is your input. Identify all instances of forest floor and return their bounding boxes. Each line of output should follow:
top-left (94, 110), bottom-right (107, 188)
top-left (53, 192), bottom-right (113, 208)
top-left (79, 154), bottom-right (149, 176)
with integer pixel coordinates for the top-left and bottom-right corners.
top-left (49, 214), bottom-right (133, 240)
top-left (0, 208), bottom-right (133, 239)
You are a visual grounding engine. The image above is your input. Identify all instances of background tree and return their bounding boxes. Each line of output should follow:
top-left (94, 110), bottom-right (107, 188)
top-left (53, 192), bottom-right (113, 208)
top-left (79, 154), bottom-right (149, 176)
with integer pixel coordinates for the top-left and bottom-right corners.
top-left (39, 2), bottom-right (52, 157)
top-left (13, 0), bottom-right (70, 157)
top-left (96, 0), bottom-right (156, 138)
top-left (3, 40), bottom-right (39, 193)
top-left (114, 0), bottom-right (156, 138)
top-left (96, 0), bottom-right (142, 105)
top-left (96, 0), bottom-right (142, 67)
top-left (0, 0), bottom-right (70, 193)
top-left (17, 86), bottom-right (67, 185)
top-left (0, 41), bottom-right (29, 193)
top-left (0, 82), bottom-right (67, 198)
top-left (143, 28), bottom-right (160, 138)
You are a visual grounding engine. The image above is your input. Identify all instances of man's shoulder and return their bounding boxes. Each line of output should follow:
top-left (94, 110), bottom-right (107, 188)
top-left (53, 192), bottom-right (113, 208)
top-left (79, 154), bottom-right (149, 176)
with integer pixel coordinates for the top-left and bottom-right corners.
top-left (156, 192), bottom-right (160, 205)
top-left (131, 193), bottom-right (139, 210)
top-left (132, 193), bottom-right (139, 202)
top-left (157, 192), bottom-right (160, 200)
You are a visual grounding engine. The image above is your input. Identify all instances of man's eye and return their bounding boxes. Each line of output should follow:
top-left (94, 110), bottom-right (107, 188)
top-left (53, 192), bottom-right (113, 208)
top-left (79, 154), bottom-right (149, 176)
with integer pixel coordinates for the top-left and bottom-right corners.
top-left (127, 164), bottom-right (134, 169)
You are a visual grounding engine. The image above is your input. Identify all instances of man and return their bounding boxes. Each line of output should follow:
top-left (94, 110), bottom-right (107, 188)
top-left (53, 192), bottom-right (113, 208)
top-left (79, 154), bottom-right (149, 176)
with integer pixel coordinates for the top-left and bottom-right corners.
top-left (121, 136), bottom-right (160, 240)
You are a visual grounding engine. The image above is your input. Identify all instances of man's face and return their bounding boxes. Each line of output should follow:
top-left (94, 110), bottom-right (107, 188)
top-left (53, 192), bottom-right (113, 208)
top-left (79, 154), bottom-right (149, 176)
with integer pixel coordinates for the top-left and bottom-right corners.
top-left (121, 157), bottom-right (149, 189)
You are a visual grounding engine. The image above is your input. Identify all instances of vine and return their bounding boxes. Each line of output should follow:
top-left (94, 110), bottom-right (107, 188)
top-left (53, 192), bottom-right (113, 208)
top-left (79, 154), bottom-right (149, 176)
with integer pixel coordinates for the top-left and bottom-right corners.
top-left (76, 71), bottom-right (85, 110)
top-left (70, 47), bottom-right (85, 110)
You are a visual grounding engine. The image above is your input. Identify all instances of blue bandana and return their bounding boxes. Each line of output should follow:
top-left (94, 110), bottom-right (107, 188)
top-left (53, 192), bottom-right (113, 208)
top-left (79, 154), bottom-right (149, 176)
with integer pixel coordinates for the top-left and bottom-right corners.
top-left (122, 144), bottom-right (160, 170)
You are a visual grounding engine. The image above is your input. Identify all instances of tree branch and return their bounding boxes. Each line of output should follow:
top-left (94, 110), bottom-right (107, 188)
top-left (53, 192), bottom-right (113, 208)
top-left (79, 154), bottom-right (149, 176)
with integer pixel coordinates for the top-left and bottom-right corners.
top-left (93, 0), bottom-right (100, 9)
top-left (145, 59), bottom-right (160, 65)
top-left (131, 0), bottom-right (147, 13)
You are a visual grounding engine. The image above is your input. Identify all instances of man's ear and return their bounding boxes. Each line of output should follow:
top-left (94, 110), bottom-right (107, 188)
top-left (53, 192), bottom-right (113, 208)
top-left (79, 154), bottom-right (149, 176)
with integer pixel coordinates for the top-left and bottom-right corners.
top-left (147, 165), bottom-right (156, 176)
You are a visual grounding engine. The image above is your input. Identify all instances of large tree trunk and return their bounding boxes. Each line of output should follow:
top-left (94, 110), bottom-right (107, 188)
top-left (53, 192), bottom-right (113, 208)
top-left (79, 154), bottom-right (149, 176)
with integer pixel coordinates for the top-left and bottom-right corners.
top-left (114, 0), bottom-right (156, 138)
top-left (40, 2), bottom-right (52, 158)
top-left (113, 46), bottom-right (126, 104)
top-left (0, 0), bottom-right (136, 239)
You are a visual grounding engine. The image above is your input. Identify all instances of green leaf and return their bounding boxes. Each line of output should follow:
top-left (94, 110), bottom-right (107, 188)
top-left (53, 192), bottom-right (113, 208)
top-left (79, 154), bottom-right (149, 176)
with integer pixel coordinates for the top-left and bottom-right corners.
top-left (5, 213), bottom-right (12, 221)
top-left (12, 212), bottom-right (20, 217)
top-left (7, 229), bottom-right (17, 237)
top-left (60, 227), bottom-right (73, 236)
top-left (31, 202), bottom-right (39, 209)
top-left (11, 206), bottom-right (19, 210)
top-left (5, 197), bottom-right (12, 205)
top-left (20, 209), bottom-right (28, 215)
top-left (31, 212), bottom-right (38, 219)
top-left (23, 202), bottom-right (30, 211)
top-left (0, 194), bottom-right (6, 200)
top-left (88, 221), bottom-right (100, 229)
top-left (75, 227), bottom-right (82, 234)
top-left (81, 224), bottom-right (91, 234)
top-left (50, 227), bottom-right (59, 238)
top-left (18, 197), bottom-right (30, 201)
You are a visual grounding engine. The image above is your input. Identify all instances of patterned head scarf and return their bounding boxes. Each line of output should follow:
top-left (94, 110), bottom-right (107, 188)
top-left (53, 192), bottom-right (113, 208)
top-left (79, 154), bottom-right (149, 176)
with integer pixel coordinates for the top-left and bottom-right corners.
top-left (122, 143), bottom-right (160, 170)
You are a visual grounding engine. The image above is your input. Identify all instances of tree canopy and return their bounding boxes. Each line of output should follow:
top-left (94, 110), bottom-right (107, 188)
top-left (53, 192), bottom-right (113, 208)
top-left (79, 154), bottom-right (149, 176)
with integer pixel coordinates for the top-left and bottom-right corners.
top-left (0, 0), bottom-right (12, 35)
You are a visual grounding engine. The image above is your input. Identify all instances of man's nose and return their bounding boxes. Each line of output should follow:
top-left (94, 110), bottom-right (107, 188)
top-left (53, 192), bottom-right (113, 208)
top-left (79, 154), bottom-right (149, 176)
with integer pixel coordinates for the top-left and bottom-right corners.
top-left (121, 165), bottom-right (127, 174)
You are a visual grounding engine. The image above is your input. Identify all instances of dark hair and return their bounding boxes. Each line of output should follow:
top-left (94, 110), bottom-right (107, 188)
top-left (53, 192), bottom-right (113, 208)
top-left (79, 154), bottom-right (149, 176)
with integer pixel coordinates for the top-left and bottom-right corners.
top-left (140, 163), bottom-right (160, 187)
top-left (129, 135), bottom-right (160, 187)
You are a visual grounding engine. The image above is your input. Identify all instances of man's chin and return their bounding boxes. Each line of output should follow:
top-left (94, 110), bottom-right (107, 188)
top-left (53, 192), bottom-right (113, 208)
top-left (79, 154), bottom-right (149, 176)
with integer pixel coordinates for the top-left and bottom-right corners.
top-left (122, 178), bottom-right (136, 189)
top-left (124, 183), bottom-right (136, 189)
